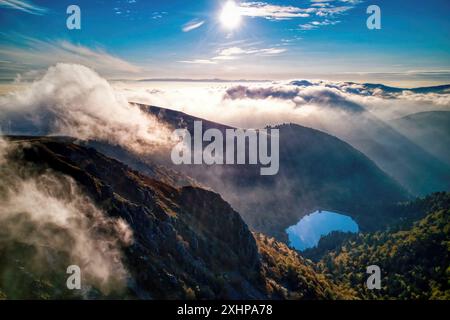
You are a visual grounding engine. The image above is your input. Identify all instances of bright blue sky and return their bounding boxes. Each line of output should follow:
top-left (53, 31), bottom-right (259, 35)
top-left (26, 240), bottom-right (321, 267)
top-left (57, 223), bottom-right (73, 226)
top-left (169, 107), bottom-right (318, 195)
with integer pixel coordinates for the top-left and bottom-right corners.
top-left (0, 0), bottom-right (449, 85)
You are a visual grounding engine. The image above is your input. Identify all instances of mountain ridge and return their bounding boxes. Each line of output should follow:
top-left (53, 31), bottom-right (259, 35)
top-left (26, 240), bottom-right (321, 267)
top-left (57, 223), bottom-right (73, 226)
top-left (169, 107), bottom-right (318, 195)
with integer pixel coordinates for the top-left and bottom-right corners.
top-left (0, 135), bottom-right (348, 299)
top-left (136, 104), bottom-right (410, 242)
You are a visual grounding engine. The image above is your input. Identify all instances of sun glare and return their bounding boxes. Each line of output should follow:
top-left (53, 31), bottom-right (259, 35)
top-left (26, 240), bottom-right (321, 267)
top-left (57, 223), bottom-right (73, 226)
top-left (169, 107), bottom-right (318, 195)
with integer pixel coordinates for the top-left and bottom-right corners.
top-left (219, 1), bottom-right (242, 30)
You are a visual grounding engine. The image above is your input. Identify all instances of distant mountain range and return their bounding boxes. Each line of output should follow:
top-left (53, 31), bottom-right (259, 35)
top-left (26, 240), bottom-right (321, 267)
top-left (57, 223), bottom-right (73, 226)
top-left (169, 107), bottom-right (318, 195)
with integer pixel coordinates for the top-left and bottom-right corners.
top-left (67, 104), bottom-right (449, 241)
top-left (119, 105), bottom-right (411, 242)
top-left (359, 83), bottom-right (450, 94)
top-left (135, 78), bottom-right (271, 83)
top-left (275, 97), bottom-right (450, 195)
top-left (1, 99), bottom-right (448, 237)
top-left (130, 79), bottom-right (450, 93)
top-left (335, 109), bottom-right (450, 196)
top-left (289, 80), bottom-right (450, 95)
top-left (390, 111), bottom-right (450, 166)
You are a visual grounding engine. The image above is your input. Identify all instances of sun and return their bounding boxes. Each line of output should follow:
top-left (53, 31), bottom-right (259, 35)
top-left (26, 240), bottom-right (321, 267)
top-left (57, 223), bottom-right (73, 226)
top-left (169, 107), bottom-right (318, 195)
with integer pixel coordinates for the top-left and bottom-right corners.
top-left (219, 1), bottom-right (242, 30)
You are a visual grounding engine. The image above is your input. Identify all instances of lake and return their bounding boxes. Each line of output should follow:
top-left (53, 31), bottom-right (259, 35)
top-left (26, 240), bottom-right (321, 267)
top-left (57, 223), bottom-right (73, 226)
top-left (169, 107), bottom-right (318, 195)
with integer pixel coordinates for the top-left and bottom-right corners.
top-left (286, 210), bottom-right (359, 251)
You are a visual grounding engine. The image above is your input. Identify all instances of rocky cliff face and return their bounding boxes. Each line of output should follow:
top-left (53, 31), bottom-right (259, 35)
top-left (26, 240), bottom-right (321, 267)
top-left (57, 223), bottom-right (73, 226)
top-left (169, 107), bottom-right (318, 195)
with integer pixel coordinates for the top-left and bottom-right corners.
top-left (3, 137), bottom-right (264, 299)
top-left (0, 136), bottom-right (351, 300)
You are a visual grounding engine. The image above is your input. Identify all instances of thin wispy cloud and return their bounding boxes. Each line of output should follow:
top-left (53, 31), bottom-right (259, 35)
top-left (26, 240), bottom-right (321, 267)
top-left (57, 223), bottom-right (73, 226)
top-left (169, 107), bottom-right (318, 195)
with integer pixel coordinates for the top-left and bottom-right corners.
top-left (180, 45), bottom-right (287, 65)
top-left (214, 46), bottom-right (287, 59)
top-left (235, 0), bottom-right (359, 32)
top-left (178, 59), bottom-right (217, 64)
top-left (236, 1), bottom-right (360, 20)
top-left (152, 11), bottom-right (168, 19)
top-left (217, 47), bottom-right (248, 56)
top-left (299, 19), bottom-right (340, 30)
top-left (339, 0), bottom-right (363, 4)
top-left (257, 48), bottom-right (287, 55)
top-left (182, 19), bottom-right (205, 32)
top-left (315, 6), bottom-right (353, 16)
top-left (311, 0), bottom-right (363, 5)
top-left (0, 0), bottom-right (48, 15)
top-left (0, 37), bottom-right (141, 76)
top-left (310, 0), bottom-right (334, 3)
top-left (238, 2), bottom-right (312, 20)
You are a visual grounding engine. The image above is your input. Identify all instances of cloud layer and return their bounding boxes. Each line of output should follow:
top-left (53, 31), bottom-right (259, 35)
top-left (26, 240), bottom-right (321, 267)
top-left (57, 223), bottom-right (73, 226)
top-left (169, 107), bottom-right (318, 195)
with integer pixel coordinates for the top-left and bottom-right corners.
top-left (0, 63), bottom-right (172, 155)
top-left (179, 45), bottom-right (287, 65)
top-left (116, 79), bottom-right (450, 130)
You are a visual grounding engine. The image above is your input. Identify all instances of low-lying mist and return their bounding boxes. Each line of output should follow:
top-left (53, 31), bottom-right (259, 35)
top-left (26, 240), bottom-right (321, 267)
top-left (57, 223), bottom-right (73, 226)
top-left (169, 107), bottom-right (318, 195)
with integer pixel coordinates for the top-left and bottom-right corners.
top-left (113, 79), bottom-right (450, 130)
top-left (0, 138), bottom-right (133, 298)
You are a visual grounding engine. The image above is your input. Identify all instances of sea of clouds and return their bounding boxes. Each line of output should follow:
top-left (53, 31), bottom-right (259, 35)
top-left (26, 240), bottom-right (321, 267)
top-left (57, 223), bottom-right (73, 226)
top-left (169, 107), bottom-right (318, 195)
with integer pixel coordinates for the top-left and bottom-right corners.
top-left (113, 78), bottom-right (450, 131)
top-left (1, 63), bottom-right (449, 194)
top-left (1, 63), bottom-right (448, 148)
top-left (112, 74), bottom-right (450, 196)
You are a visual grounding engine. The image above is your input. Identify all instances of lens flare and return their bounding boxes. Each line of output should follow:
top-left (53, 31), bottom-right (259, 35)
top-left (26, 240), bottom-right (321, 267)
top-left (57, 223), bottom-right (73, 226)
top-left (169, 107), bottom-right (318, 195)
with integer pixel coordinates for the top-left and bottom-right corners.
top-left (220, 1), bottom-right (242, 30)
